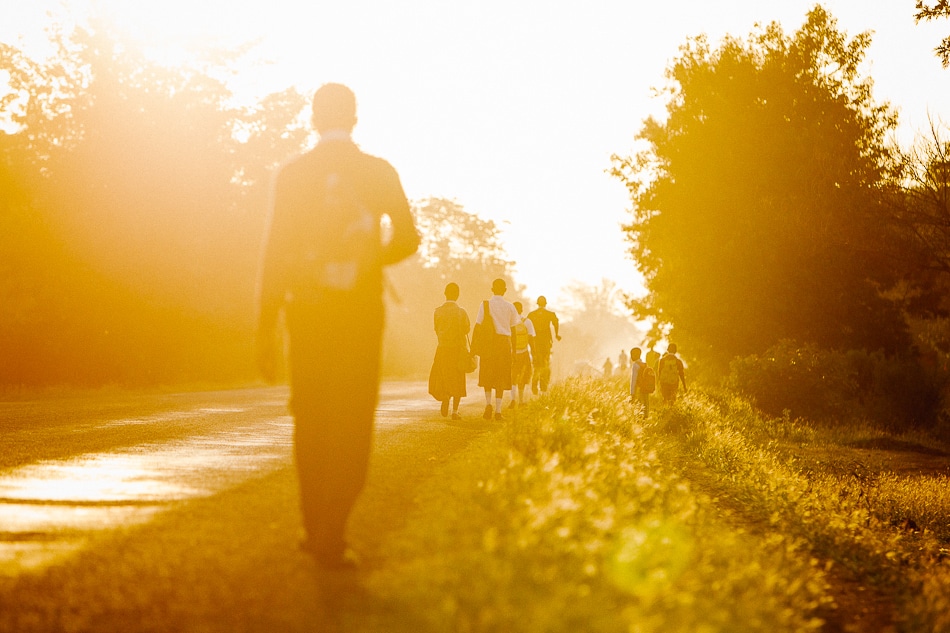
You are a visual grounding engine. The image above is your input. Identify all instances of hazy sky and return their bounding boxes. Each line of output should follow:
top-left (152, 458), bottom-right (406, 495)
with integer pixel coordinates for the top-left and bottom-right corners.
top-left (5, 1), bottom-right (950, 305)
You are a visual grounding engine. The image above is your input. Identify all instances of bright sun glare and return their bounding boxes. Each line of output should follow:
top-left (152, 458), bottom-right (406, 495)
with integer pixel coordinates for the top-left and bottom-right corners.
top-left (6, 0), bottom-right (950, 301)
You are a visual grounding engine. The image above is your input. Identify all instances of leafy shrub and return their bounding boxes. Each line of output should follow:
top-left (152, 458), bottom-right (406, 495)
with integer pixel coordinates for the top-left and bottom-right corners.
top-left (726, 340), bottom-right (856, 421)
top-left (727, 340), bottom-right (946, 431)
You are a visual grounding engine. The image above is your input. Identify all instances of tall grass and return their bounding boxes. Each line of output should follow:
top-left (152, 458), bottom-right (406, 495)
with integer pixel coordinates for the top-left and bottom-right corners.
top-left (656, 388), bottom-right (950, 632)
top-left (369, 378), bottom-right (829, 632)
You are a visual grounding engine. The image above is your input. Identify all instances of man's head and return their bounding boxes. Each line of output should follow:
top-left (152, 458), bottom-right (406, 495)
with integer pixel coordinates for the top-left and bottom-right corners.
top-left (311, 83), bottom-right (357, 133)
top-left (444, 282), bottom-right (460, 301)
top-left (514, 301), bottom-right (523, 314)
top-left (537, 296), bottom-right (547, 308)
top-left (631, 347), bottom-right (642, 361)
top-left (492, 278), bottom-right (507, 295)
top-left (667, 343), bottom-right (678, 354)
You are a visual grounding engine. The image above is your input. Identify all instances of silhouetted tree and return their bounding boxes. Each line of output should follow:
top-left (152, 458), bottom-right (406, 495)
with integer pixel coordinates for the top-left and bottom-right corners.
top-left (916, 1), bottom-right (950, 67)
top-left (891, 120), bottom-right (950, 277)
top-left (611, 6), bottom-right (906, 368)
top-left (0, 19), bottom-right (307, 387)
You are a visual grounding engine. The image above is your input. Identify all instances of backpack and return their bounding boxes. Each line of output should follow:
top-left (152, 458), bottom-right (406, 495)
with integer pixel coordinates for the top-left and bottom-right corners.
top-left (637, 363), bottom-right (656, 394)
top-left (658, 356), bottom-right (680, 387)
top-left (512, 320), bottom-right (529, 353)
top-left (294, 171), bottom-right (380, 293)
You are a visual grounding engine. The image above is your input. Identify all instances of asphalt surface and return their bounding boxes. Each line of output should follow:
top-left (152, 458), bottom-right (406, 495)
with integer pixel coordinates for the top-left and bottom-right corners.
top-left (0, 381), bottom-right (484, 631)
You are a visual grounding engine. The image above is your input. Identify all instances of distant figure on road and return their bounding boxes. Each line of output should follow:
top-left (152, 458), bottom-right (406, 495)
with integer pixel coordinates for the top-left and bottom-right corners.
top-left (527, 295), bottom-right (561, 395)
top-left (657, 343), bottom-right (688, 405)
top-left (475, 278), bottom-right (519, 420)
top-left (428, 282), bottom-right (470, 420)
top-left (603, 356), bottom-right (613, 378)
top-left (509, 301), bottom-right (536, 408)
top-left (645, 347), bottom-right (661, 372)
top-left (256, 83), bottom-right (420, 570)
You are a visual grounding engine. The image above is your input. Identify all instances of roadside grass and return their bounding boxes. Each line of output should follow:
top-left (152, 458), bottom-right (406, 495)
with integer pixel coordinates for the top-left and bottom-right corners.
top-left (369, 378), bottom-right (830, 632)
top-left (653, 389), bottom-right (950, 632)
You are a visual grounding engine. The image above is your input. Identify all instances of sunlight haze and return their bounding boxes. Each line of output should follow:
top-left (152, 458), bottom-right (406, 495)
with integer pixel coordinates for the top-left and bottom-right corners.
top-left (5, 0), bottom-right (949, 303)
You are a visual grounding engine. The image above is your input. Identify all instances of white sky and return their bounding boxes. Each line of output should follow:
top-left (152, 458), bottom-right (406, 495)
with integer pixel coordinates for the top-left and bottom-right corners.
top-left (4, 0), bottom-right (950, 305)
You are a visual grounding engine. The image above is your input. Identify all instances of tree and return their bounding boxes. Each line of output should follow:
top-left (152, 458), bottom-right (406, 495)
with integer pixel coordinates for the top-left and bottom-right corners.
top-left (0, 19), bottom-right (307, 386)
top-left (611, 6), bottom-right (906, 369)
top-left (410, 197), bottom-right (514, 284)
top-left (891, 119), bottom-right (950, 277)
top-left (916, 1), bottom-right (950, 67)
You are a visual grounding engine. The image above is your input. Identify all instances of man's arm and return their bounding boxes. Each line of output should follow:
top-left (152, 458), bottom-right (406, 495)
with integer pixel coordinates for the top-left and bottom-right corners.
top-left (255, 170), bottom-right (297, 383)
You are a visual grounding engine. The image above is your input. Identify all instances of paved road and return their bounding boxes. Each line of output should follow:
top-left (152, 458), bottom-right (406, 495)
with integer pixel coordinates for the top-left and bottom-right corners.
top-left (0, 382), bottom-right (438, 577)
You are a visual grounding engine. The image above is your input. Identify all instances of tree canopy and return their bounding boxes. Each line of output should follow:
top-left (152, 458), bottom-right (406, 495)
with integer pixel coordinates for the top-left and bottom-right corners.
top-left (612, 6), bottom-right (907, 367)
top-left (915, 1), bottom-right (950, 67)
top-left (0, 21), bottom-right (309, 386)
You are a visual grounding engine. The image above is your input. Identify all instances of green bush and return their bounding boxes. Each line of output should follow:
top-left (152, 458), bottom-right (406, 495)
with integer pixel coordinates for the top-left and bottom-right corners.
top-left (726, 341), bottom-right (856, 421)
top-left (726, 340), bottom-right (946, 431)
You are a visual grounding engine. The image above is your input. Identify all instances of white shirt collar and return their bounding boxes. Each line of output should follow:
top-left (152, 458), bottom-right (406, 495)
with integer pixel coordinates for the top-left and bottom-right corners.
top-left (319, 130), bottom-right (353, 143)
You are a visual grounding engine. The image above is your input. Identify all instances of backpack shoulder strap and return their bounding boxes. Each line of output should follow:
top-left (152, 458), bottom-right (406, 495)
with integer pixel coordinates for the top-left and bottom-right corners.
top-left (482, 300), bottom-right (494, 327)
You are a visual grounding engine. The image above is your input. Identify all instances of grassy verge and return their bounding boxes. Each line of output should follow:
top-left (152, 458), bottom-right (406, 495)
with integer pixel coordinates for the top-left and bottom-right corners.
top-left (369, 378), bottom-right (831, 632)
top-left (657, 390), bottom-right (950, 632)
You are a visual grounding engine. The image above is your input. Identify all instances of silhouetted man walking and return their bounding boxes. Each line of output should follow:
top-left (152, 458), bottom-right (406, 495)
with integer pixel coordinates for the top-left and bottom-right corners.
top-left (527, 295), bottom-right (560, 394)
top-left (256, 83), bottom-right (419, 569)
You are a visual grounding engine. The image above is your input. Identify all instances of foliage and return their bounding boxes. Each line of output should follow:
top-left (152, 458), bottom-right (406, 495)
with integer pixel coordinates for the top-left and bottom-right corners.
top-left (411, 197), bottom-right (513, 283)
top-left (611, 6), bottom-right (906, 368)
top-left (0, 21), bottom-right (309, 387)
top-left (915, 1), bottom-right (950, 67)
top-left (886, 119), bottom-right (950, 307)
top-left (727, 340), bottom-right (855, 420)
top-left (727, 340), bottom-right (946, 430)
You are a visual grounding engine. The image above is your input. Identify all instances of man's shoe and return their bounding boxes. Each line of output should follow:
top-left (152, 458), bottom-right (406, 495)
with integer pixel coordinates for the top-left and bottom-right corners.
top-left (508, 401), bottom-right (516, 409)
top-left (301, 539), bottom-right (359, 571)
top-left (483, 404), bottom-right (493, 420)
top-left (452, 412), bottom-right (462, 420)
top-left (440, 400), bottom-right (449, 417)
top-left (316, 548), bottom-right (360, 571)
top-left (494, 412), bottom-right (504, 421)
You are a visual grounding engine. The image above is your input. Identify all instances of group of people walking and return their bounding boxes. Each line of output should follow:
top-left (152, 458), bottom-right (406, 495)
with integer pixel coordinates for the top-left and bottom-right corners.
top-left (628, 343), bottom-right (687, 414)
top-left (428, 279), bottom-right (561, 421)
